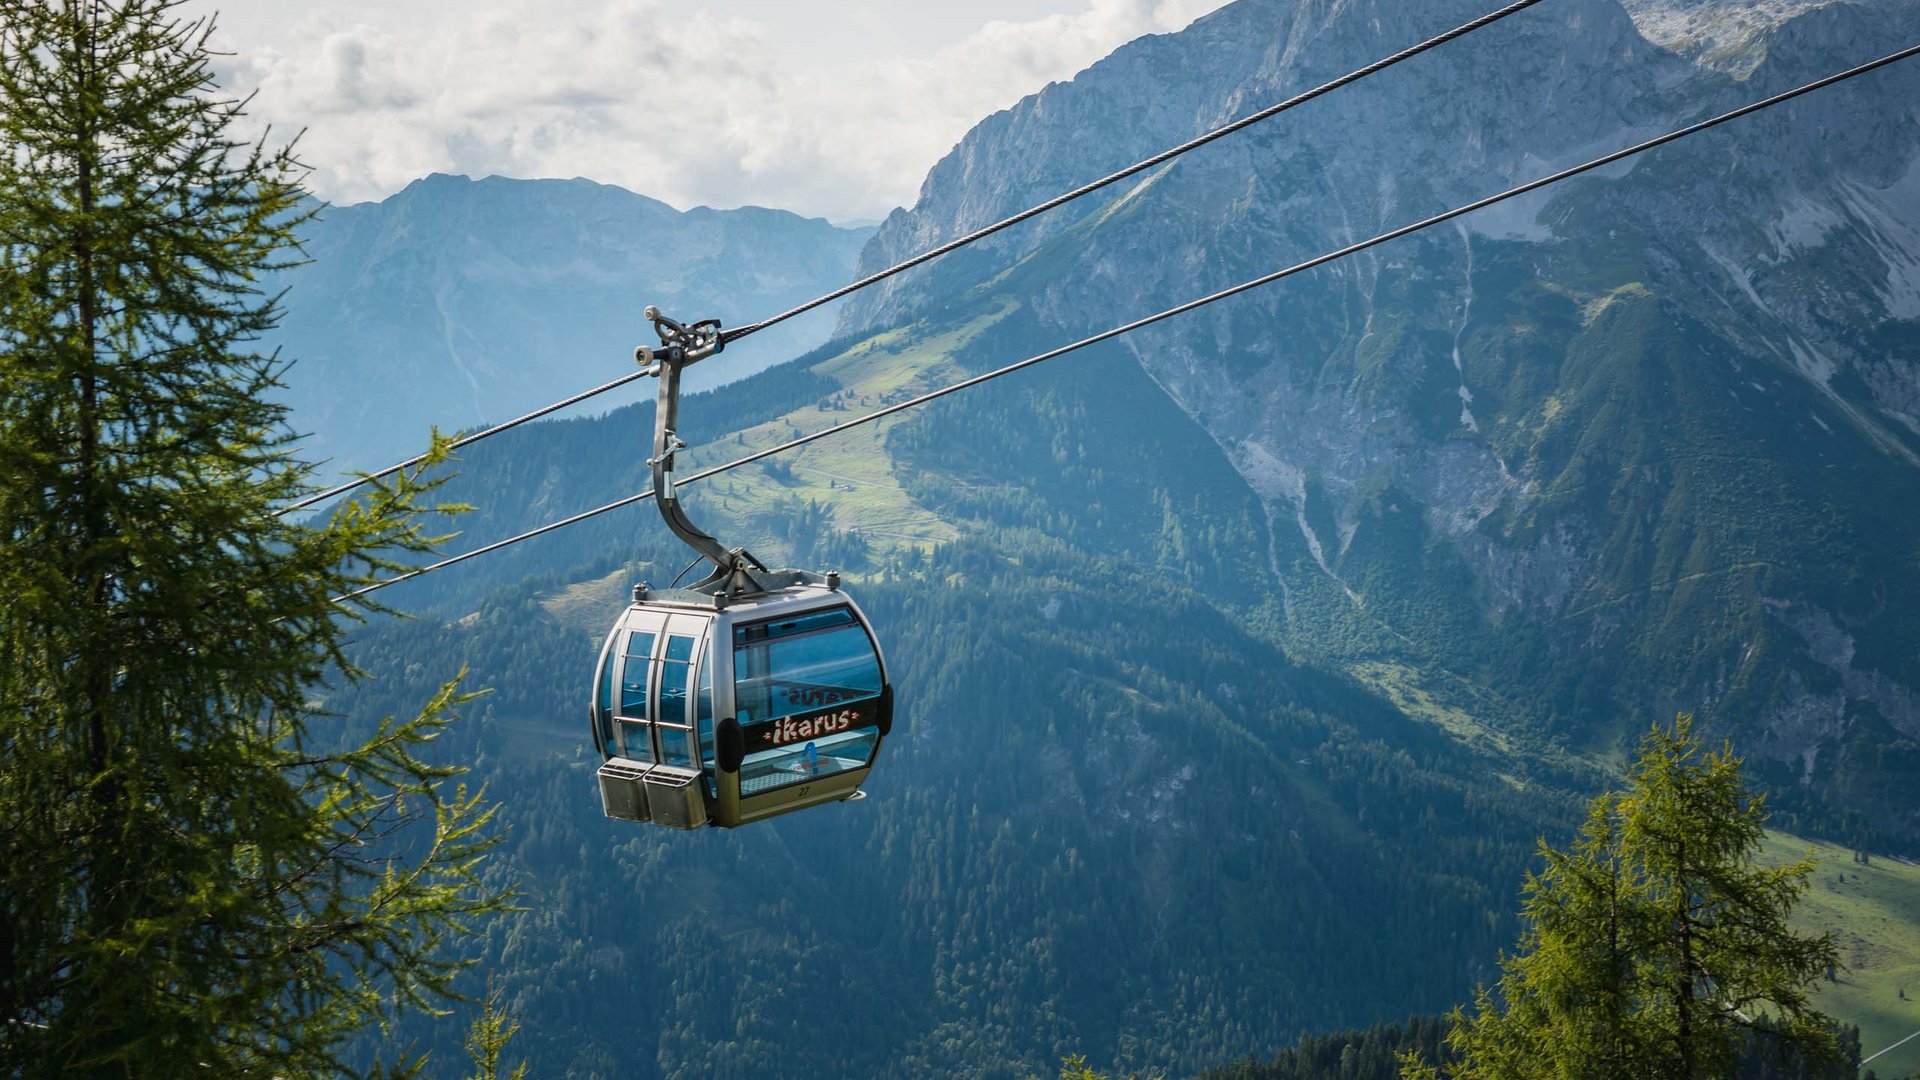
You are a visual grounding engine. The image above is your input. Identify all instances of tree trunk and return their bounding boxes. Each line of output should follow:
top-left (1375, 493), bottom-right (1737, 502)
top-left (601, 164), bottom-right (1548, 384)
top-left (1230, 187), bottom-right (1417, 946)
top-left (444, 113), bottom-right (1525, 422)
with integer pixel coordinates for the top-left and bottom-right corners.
top-left (1675, 841), bottom-right (1693, 1080)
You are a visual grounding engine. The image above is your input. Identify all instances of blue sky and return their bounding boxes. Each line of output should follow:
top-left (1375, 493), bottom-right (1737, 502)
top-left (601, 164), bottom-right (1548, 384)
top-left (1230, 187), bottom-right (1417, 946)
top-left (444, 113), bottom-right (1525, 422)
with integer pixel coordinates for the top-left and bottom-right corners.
top-left (191, 0), bottom-right (1227, 221)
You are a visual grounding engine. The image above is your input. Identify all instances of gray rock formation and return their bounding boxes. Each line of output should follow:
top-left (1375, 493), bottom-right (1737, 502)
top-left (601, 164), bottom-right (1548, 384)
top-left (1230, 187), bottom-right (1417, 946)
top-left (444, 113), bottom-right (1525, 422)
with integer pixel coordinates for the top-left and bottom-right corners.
top-left (839, 0), bottom-right (1920, 833)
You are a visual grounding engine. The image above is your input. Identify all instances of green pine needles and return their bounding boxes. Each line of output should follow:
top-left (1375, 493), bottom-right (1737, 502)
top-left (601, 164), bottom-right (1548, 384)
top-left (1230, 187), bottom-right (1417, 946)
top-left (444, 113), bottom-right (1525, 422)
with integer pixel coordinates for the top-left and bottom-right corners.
top-left (1403, 715), bottom-right (1843, 1080)
top-left (0, 2), bottom-right (512, 1076)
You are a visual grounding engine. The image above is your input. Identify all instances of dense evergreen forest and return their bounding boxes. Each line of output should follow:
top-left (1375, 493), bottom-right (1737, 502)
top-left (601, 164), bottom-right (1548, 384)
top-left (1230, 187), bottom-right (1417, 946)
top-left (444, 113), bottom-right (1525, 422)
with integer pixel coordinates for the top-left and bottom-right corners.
top-left (319, 270), bottom-right (1920, 1075)
top-left (324, 316), bottom-right (1611, 1074)
top-left (335, 542), bottom-right (1578, 1075)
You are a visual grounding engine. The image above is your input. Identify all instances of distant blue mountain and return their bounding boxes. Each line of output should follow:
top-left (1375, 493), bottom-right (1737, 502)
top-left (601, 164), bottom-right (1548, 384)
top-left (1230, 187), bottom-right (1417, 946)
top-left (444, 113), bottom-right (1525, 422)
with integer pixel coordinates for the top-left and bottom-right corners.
top-left (267, 174), bottom-right (872, 477)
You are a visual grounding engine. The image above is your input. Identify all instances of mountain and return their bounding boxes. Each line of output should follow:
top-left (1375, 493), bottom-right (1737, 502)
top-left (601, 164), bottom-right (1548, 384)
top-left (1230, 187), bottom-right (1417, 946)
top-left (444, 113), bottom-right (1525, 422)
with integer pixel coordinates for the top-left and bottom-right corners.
top-left (306, 0), bottom-right (1920, 1076)
top-left (1621, 0), bottom-right (1862, 74)
top-left (835, 0), bottom-right (1920, 846)
top-left (333, 345), bottom-right (1582, 1078)
top-left (268, 174), bottom-right (872, 477)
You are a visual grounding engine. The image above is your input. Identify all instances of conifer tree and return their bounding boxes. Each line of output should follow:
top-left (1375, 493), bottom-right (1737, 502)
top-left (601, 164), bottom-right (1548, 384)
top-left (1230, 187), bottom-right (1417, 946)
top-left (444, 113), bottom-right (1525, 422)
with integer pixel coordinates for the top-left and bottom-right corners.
top-left (463, 986), bottom-right (529, 1080)
top-left (1404, 715), bottom-right (1842, 1080)
top-left (0, 2), bottom-right (509, 1076)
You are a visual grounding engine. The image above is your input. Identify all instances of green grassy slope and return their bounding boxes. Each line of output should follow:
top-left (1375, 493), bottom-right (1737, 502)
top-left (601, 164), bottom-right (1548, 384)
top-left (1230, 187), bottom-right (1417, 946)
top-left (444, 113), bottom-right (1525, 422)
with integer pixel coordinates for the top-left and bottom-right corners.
top-left (1763, 833), bottom-right (1920, 1076)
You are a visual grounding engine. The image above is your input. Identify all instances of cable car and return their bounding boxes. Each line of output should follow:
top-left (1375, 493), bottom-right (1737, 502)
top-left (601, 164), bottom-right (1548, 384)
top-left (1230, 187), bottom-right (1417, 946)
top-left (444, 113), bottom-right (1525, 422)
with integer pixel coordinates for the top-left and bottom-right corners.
top-left (590, 307), bottom-right (893, 828)
top-left (590, 575), bottom-right (893, 827)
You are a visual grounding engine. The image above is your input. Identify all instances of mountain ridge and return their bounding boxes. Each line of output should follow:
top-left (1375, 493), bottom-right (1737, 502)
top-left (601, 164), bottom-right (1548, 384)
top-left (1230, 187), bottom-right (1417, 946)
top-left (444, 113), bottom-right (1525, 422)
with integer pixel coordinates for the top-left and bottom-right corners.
top-left (827, 0), bottom-right (1920, 842)
top-left (269, 173), bottom-right (873, 477)
top-left (299, 1), bottom-right (1920, 1073)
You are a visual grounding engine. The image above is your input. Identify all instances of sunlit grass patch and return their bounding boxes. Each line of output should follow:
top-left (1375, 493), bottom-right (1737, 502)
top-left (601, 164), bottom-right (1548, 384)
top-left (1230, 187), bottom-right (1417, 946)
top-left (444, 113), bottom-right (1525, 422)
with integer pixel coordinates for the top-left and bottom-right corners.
top-left (1761, 832), bottom-right (1920, 1074)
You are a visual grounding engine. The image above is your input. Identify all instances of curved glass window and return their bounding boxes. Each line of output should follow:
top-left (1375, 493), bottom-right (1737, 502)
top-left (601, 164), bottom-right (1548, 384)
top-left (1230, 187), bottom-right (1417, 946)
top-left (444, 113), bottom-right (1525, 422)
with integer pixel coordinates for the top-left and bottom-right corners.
top-left (616, 630), bottom-right (655, 762)
top-left (595, 644), bottom-right (616, 757)
top-left (619, 631), bottom-right (654, 718)
top-left (696, 653), bottom-right (716, 798)
top-left (658, 634), bottom-right (696, 768)
top-left (732, 607), bottom-right (883, 795)
top-left (697, 653), bottom-right (715, 768)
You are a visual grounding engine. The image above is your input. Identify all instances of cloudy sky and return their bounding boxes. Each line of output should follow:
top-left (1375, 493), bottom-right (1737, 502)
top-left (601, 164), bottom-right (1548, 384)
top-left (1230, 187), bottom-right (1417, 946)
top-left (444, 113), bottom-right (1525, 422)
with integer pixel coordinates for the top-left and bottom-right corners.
top-left (188, 0), bottom-right (1227, 223)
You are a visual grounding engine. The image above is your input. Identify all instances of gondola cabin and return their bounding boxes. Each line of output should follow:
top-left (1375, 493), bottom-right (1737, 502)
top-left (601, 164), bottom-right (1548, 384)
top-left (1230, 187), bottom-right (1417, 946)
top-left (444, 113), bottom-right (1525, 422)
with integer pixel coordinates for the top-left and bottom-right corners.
top-left (590, 577), bottom-right (892, 828)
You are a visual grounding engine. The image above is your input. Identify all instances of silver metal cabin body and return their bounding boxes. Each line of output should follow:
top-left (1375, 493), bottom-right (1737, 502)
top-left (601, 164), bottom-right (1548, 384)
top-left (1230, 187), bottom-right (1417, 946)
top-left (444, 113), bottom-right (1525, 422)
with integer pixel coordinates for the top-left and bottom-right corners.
top-left (590, 307), bottom-right (893, 828)
top-left (591, 580), bottom-right (892, 828)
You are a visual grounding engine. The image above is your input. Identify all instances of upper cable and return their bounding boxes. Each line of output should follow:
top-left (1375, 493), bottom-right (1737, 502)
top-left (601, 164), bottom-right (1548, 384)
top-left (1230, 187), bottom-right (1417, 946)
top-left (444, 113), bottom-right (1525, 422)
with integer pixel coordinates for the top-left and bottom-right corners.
top-left (278, 369), bottom-right (652, 516)
top-left (283, 0), bottom-right (1553, 517)
top-left (718, 0), bottom-right (1550, 345)
top-left (332, 38), bottom-right (1920, 605)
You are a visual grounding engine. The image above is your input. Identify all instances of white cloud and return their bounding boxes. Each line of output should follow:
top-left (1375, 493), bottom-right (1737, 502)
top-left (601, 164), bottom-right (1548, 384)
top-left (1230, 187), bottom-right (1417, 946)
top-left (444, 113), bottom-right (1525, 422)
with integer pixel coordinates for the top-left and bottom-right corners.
top-left (205, 0), bottom-right (1224, 220)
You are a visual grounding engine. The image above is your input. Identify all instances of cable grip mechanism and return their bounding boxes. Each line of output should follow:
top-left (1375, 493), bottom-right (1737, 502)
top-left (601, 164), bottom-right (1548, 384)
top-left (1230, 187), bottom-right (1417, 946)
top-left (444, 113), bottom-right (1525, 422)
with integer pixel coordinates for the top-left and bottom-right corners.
top-left (635, 304), bottom-right (724, 372)
top-left (634, 304), bottom-right (787, 599)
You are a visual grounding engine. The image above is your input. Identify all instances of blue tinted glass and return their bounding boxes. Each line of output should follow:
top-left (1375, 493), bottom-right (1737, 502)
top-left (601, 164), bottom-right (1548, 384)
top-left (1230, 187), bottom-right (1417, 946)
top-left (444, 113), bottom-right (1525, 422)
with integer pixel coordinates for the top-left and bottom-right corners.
top-left (734, 606), bottom-right (855, 647)
top-left (733, 616), bottom-right (882, 725)
top-left (618, 720), bottom-right (654, 764)
top-left (737, 730), bottom-right (879, 797)
top-left (596, 644), bottom-right (613, 710)
top-left (596, 649), bottom-right (616, 755)
top-left (697, 653), bottom-right (714, 769)
top-left (619, 631), bottom-right (654, 718)
top-left (660, 661), bottom-right (690, 726)
top-left (661, 728), bottom-right (695, 768)
top-left (732, 609), bottom-right (882, 794)
top-left (623, 631), bottom-right (656, 659)
top-left (658, 635), bottom-right (695, 728)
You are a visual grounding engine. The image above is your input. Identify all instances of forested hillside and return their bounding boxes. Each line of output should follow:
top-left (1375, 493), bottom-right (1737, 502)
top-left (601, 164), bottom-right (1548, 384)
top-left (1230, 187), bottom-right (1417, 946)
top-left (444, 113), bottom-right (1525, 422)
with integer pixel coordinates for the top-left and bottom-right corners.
top-left (299, 0), bottom-right (1920, 1075)
top-left (334, 313), bottom-right (1589, 1076)
top-left (836, 0), bottom-right (1920, 846)
top-left (334, 289), bottom-right (1920, 1077)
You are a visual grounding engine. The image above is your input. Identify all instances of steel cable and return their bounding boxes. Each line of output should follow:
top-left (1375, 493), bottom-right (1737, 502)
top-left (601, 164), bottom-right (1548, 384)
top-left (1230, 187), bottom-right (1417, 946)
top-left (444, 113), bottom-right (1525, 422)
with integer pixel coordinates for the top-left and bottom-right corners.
top-left (717, 0), bottom-right (1552, 345)
top-left (278, 369), bottom-right (654, 515)
top-left (286, 0), bottom-right (1553, 516)
top-left (1862, 1027), bottom-right (1920, 1066)
top-left (334, 41), bottom-right (1920, 605)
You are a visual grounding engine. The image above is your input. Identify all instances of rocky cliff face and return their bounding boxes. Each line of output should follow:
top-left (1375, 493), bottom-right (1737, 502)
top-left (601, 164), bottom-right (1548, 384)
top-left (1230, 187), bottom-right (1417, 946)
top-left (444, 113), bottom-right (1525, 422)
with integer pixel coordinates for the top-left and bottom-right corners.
top-left (271, 174), bottom-right (870, 477)
top-left (838, 0), bottom-right (1920, 838)
top-left (1623, 0), bottom-right (1855, 73)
